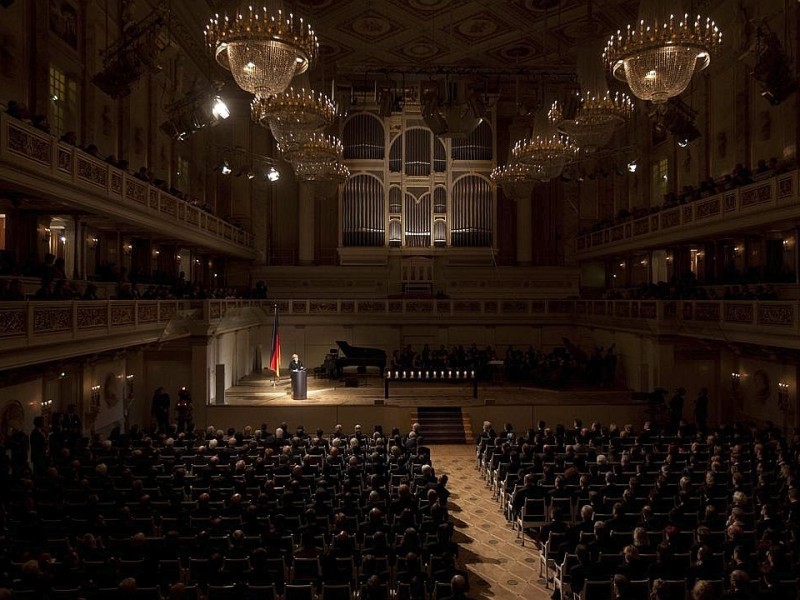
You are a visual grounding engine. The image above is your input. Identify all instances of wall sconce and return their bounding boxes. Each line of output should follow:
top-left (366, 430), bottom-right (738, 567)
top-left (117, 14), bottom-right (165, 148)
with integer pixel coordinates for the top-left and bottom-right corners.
top-left (126, 374), bottom-right (134, 398)
top-left (152, 249), bottom-right (160, 257)
top-left (734, 245), bottom-right (743, 257)
top-left (59, 234), bottom-right (67, 244)
top-left (42, 227), bottom-right (52, 242)
top-left (640, 258), bottom-right (649, 267)
top-left (783, 237), bottom-right (795, 250)
top-left (778, 382), bottom-right (789, 411)
top-left (41, 399), bottom-right (54, 415)
top-left (87, 235), bottom-right (100, 249)
top-left (731, 372), bottom-right (741, 391)
top-left (665, 254), bottom-right (673, 264)
top-left (618, 261), bottom-right (626, 269)
top-left (123, 243), bottom-right (133, 256)
top-left (59, 371), bottom-right (67, 379)
top-left (90, 384), bottom-right (101, 405)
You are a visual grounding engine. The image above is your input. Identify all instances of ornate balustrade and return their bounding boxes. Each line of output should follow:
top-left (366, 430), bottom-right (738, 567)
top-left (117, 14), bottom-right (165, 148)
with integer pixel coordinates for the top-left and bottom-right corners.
top-left (0, 112), bottom-right (253, 258)
top-left (576, 170), bottom-right (800, 257)
top-left (2, 299), bottom-right (798, 366)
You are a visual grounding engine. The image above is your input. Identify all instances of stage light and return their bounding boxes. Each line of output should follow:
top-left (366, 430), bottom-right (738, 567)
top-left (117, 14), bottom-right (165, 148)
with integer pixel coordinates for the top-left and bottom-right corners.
top-left (627, 159), bottom-right (637, 173)
top-left (267, 166), bottom-right (280, 182)
top-left (221, 162), bottom-right (232, 175)
top-left (247, 170), bottom-right (256, 180)
top-left (211, 96), bottom-right (230, 120)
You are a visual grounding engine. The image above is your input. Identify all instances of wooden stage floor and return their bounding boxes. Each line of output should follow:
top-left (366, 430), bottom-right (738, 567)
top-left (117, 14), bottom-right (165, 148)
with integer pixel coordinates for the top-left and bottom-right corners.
top-left (222, 372), bottom-right (633, 409)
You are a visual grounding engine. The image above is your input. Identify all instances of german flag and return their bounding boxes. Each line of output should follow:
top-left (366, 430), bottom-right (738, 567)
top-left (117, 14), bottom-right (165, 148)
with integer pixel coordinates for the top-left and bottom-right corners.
top-left (269, 306), bottom-right (281, 377)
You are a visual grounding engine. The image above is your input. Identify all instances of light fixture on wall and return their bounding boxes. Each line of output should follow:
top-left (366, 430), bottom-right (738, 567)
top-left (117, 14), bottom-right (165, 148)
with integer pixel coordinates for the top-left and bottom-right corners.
top-left (90, 384), bottom-right (101, 405)
top-left (123, 243), bottom-right (133, 256)
top-left (731, 372), bottom-right (741, 391)
top-left (42, 227), bottom-right (51, 242)
top-left (783, 236), bottom-right (795, 250)
top-left (778, 381), bottom-right (789, 411)
top-left (87, 235), bottom-right (100, 249)
top-left (604, 0), bottom-right (722, 104)
top-left (126, 374), bottom-right (134, 400)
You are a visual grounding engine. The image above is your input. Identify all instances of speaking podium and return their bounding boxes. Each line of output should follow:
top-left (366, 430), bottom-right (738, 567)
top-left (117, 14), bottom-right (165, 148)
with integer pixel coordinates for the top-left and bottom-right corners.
top-left (291, 369), bottom-right (307, 400)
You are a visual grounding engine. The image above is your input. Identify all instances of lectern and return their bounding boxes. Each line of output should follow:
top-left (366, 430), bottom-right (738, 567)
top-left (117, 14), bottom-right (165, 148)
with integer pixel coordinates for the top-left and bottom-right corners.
top-left (291, 369), bottom-right (307, 400)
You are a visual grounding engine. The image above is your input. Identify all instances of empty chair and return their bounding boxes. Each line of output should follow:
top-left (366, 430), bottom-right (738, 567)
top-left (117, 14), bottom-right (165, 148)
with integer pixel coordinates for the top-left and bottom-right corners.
top-left (320, 583), bottom-right (354, 600)
top-left (284, 583), bottom-right (315, 600)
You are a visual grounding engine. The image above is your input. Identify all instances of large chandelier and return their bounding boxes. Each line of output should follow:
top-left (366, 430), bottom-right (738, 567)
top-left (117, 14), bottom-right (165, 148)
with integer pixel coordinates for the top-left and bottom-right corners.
top-left (558, 91), bottom-right (633, 152)
top-left (251, 87), bottom-right (336, 147)
top-left (512, 108), bottom-right (578, 181)
top-left (282, 134), bottom-right (343, 181)
top-left (205, 4), bottom-right (318, 98)
top-left (604, 0), bottom-right (721, 104)
top-left (490, 162), bottom-right (541, 201)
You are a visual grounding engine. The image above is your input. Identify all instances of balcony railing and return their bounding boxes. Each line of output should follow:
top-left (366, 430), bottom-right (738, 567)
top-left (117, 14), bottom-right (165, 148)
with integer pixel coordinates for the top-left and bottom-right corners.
top-left (576, 170), bottom-right (800, 256)
top-left (0, 112), bottom-right (253, 256)
top-left (1, 299), bottom-right (797, 369)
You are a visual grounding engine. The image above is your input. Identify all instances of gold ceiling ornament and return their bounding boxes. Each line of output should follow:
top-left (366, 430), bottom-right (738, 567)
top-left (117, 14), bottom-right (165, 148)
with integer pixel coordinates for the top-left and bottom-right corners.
top-left (604, 0), bottom-right (721, 104)
top-left (282, 133), bottom-right (344, 181)
top-left (490, 162), bottom-right (541, 201)
top-left (251, 87), bottom-right (336, 146)
top-left (512, 107), bottom-right (578, 182)
top-left (558, 91), bottom-right (633, 152)
top-left (205, 3), bottom-right (318, 98)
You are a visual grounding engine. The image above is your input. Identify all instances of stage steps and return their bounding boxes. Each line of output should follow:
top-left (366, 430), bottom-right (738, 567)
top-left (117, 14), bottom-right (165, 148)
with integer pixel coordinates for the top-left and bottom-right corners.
top-left (412, 407), bottom-right (472, 444)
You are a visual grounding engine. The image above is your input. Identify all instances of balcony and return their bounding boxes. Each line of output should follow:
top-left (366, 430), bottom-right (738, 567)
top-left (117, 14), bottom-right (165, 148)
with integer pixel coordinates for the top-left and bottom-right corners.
top-left (2, 298), bottom-right (797, 371)
top-left (576, 170), bottom-right (800, 258)
top-left (0, 112), bottom-right (254, 259)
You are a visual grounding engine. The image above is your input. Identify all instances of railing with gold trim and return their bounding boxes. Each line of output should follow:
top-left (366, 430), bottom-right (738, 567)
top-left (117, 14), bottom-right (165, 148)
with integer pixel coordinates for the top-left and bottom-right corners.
top-left (1, 112), bottom-right (253, 253)
top-left (576, 170), bottom-right (799, 255)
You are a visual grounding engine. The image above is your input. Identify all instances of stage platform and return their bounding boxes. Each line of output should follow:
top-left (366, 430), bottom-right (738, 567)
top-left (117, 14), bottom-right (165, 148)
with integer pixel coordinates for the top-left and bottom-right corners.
top-left (198, 373), bottom-right (649, 435)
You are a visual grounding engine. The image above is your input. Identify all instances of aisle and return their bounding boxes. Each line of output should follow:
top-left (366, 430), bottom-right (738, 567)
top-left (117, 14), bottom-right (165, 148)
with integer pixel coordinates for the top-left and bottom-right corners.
top-left (430, 445), bottom-right (552, 600)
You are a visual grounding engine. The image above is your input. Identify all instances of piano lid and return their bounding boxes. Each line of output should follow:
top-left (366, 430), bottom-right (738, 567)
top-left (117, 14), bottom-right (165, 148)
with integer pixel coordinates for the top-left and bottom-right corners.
top-left (335, 340), bottom-right (387, 358)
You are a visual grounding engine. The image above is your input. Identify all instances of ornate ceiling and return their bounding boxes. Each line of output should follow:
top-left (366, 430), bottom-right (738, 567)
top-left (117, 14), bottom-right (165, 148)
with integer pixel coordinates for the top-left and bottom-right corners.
top-left (201, 0), bottom-right (641, 87)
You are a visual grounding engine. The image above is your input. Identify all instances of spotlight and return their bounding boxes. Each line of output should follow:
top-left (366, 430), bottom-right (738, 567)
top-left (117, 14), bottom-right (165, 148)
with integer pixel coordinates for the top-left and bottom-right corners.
top-left (627, 160), bottom-right (638, 173)
top-left (267, 166), bottom-right (280, 182)
top-left (247, 170), bottom-right (255, 180)
top-left (752, 26), bottom-right (798, 106)
top-left (211, 96), bottom-right (230, 120)
top-left (221, 162), bottom-right (232, 175)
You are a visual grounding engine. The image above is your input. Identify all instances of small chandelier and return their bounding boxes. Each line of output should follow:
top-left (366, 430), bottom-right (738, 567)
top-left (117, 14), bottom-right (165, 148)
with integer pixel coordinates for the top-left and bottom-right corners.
top-left (490, 162), bottom-right (541, 201)
top-left (312, 160), bottom-right (350, 197)
top-left (604, 1), bottom-right (721, 104)
top-left (205, 4), bottom-right (318, 98)
top-left (512, 107), bottom-right (577, 181)
top-left (251, 87), bottom-right (336, 146)
top-left (282, 134), bottom-right (343, 181)
top-left (558, 91), bottom-right (633, 152)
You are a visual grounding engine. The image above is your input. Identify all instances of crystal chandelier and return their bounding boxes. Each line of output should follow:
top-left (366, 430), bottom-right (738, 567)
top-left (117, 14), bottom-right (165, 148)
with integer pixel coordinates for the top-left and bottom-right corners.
top-left (312, 160), bottom-right (350, 197)
top-left (490, 162), bottom-right (541, 201)
top-left (512, 108), bottom-right (577, 181)
top-left (251, 87), bottom-right (336, 147)
top-left (205, 4), bottom-right (318, 98)
top-left (282, 134), bottom-right (343, 181)
top-left (604, 0), bottom-right (721, 104)
top-left (558, 91), bottom-right (633, 152)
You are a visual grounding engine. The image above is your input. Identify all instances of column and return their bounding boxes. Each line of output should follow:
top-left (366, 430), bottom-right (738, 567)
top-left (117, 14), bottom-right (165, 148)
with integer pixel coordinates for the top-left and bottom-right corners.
top-left (72, 216), bottom-right (82, 280)
top-left (515, 195), bottom-right (532, 266)
top-left (298, 182), bottom-right (315, 265)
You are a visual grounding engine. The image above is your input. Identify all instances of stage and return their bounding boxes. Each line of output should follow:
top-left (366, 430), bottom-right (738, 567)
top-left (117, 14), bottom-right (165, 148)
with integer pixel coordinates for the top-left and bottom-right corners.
top-left (197, 373), bottom-right (650, 436)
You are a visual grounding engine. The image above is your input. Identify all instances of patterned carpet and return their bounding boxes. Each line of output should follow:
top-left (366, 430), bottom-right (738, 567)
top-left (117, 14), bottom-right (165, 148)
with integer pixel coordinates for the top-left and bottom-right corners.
top-left (431, 445), bottom-right (552, 600)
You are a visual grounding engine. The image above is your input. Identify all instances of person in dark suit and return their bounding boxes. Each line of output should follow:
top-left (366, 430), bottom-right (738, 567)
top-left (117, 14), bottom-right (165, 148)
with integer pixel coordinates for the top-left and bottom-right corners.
top-left (289, 353), bottom-right (304, 371)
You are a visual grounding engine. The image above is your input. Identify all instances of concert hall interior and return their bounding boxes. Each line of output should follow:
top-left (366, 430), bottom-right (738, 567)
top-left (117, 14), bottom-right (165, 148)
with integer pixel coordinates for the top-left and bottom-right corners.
top-left (1, 0), bottom-right (800, 597)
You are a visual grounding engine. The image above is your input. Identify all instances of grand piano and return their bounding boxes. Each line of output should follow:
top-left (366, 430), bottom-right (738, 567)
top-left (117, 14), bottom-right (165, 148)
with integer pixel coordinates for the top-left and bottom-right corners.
top-left (333, 340), bottom-right (387, 377)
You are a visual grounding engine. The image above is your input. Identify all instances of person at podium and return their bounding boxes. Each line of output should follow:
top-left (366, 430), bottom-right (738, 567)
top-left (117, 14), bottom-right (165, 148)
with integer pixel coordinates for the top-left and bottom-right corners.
top-left (289, 353), bottom-right (307, 400)
top-left (289, 353), bottom-right (304, 372)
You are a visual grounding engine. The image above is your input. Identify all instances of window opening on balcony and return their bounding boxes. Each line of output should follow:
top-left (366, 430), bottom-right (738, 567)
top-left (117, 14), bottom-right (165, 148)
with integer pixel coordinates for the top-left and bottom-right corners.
top-left (651, 157), bottom-right (669, 205)
top-left (49, 65), bottom-right (77, 139)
